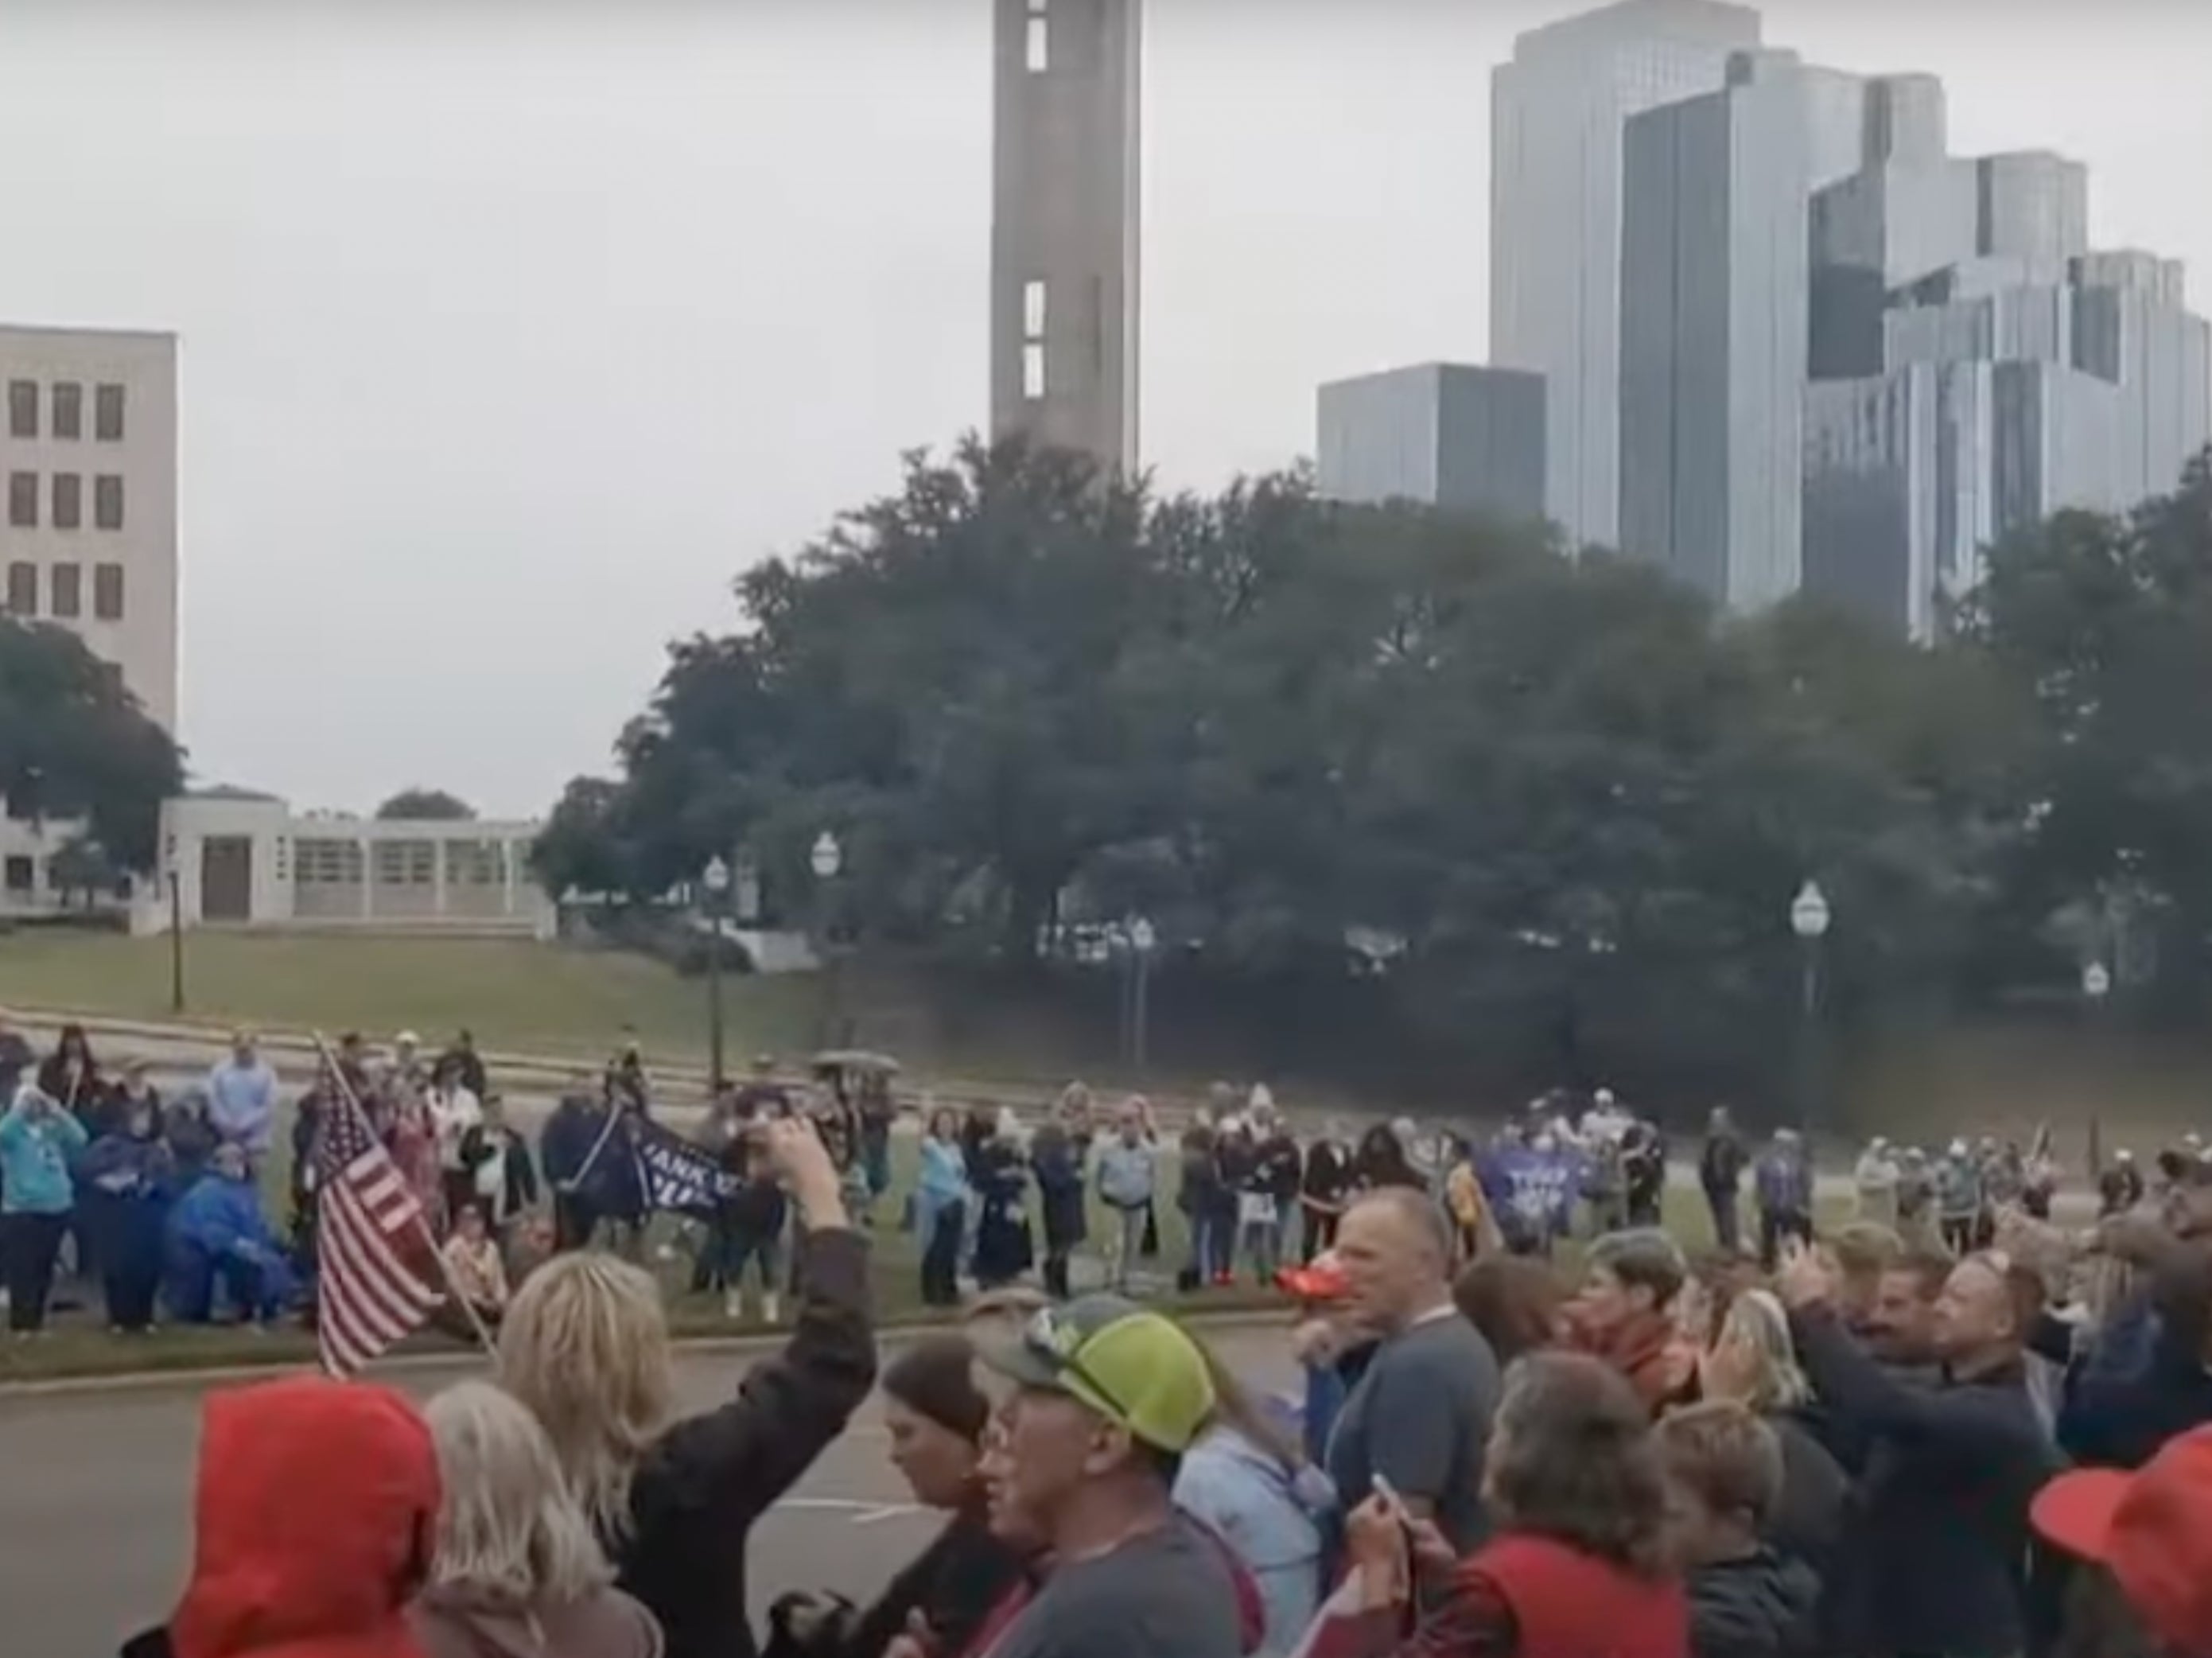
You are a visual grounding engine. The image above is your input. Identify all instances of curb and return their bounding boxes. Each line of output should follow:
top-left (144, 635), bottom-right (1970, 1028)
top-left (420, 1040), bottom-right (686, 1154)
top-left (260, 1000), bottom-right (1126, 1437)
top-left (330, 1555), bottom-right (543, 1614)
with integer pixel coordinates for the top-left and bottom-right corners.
top-left (0, 1306), bottom-right (1292, 1401)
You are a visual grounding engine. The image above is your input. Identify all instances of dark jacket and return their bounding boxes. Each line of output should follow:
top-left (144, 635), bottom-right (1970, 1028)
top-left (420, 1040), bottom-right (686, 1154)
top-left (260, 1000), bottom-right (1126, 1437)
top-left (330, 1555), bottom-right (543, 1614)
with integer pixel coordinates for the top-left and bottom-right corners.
top-left (614, 1226), bottom-right (877, 1658)
top-left (1699, 1133), bottom-right (1746, 1193)
top-left (457, 1123), bottom-right (541, 1226)
top-left (1032, 1131), bottom-right (1087, 1254)
top-left (1300, 1141), bottom-right (1352, 1209)
top-left (1255, 1136), bottom-right (1303, 1205)
top-left (1791, 1304), bottom-right (2061, 1658)
top-left (2056, 1250), bottom-right (2212, 1469)
top-left (1764, 1411), bottom-right (1849, 1574)
top-left (163, 1099), bottom-right (221, 1187)
top-left (764, 1502), bottom-right (1024, 1658)
top-left (1685, 1548), bottom-right (1820, 1658)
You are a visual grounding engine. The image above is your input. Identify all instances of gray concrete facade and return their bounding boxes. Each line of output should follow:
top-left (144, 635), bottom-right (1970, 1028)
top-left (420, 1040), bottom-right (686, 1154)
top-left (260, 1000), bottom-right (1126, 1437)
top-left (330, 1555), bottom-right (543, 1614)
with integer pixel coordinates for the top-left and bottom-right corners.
top-left (1316, 364), bottom-right (1546, 521)
top-left (989, 0), bottom-right (1141, 474)
top-left (1490, 0), bottom-right (1760, 550)
top-left (1977, 152), bottom-right (2089, 265)
top-left (1806, 359), bottom-right (2124, 639)
top-left (1619, 49), bottom-right (1809, 610)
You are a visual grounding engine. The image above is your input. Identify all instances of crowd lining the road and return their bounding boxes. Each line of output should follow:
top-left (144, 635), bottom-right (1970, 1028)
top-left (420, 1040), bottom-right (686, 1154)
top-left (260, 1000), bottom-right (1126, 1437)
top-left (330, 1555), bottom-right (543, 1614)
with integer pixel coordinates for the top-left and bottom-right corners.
top-left (12, 1022), bottom-right (2212, 1656)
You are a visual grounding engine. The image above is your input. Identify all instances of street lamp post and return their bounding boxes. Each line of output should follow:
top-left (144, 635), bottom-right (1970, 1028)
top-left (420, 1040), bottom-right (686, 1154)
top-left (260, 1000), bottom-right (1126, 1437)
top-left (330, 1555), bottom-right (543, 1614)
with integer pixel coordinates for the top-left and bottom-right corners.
top-left (2082, 959), bottom-right (2113, 1176)
top-left (702, 854), bottom-right (732, 1092)
top-left (1790, 881), bottom-right (1832, 1136)
top-left (1128, 916), bottom-right (1157, 1076)
top-left (811, 831), bottom-right (845, 1048)
top-left (166, 857), bottom-right (185, 1014)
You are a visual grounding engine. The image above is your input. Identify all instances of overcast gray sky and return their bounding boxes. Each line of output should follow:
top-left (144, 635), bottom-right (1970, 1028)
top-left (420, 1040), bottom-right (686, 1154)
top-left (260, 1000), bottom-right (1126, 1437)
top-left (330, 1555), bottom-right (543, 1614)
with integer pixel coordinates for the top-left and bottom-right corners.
top-left (0, 0), bottom-right (2201, 818)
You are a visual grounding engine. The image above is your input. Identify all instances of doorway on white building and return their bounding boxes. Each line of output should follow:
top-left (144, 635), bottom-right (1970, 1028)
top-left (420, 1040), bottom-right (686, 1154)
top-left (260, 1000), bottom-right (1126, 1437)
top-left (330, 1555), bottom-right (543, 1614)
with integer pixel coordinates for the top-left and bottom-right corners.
top-left (200, 837), bottom-right (252, 922)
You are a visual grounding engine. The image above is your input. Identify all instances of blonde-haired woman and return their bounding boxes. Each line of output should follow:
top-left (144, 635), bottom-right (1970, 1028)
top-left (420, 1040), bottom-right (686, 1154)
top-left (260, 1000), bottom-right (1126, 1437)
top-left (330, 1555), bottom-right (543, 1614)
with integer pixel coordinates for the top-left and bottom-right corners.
top-left (413, 1380), bottom-right (662, 1658)
top-left (1696, 1286), bottom-right (1847, 1570)
top-left (496, 1117), bottom-right (876, 1658)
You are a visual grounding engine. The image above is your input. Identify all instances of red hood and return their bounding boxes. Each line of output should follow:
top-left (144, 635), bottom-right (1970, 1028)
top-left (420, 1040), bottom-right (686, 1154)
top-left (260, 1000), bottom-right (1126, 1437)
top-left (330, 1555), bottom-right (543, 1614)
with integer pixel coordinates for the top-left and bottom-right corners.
top-left (171, 1376), bottom-right (439, 1658)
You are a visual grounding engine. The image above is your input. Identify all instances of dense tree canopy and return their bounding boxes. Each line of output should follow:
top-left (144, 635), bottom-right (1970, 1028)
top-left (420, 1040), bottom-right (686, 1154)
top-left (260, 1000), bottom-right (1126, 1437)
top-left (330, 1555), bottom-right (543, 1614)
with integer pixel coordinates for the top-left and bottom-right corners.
top-left (0, 618), bottom-right (182, 872)
top-left (542, 435), bottom-right (2212, 1099)
top-left (375, 788), bottom-right (475, 821)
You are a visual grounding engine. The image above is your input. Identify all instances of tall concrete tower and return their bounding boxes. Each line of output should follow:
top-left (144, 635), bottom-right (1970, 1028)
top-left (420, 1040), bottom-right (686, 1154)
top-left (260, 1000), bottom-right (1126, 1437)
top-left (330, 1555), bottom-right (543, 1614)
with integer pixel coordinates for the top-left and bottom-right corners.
top-left (989, 0), bottom-right (1141, 474)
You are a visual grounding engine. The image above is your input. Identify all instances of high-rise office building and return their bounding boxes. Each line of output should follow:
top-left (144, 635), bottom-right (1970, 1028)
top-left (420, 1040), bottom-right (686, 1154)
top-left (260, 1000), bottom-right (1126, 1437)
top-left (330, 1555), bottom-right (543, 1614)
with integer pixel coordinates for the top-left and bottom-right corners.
top-left (0, 326), bottom-right (177, 730)
top-left (989, 0), bottom-right (1141, 475)
top-left (1316, 364), bottom-right (1547, 521)
top-left (1619, 49), bottom-right (1811, 610)
top-left (1491, 0), bottom-right (1762, 549)
top-left (1804, 144), bottom-right (2210, 638)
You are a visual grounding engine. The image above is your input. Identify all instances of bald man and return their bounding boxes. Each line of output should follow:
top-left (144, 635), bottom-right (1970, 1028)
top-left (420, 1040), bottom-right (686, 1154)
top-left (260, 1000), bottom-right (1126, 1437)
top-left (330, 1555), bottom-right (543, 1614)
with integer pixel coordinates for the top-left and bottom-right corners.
top-left (1328, 1185), bottom-right (1503, 1553)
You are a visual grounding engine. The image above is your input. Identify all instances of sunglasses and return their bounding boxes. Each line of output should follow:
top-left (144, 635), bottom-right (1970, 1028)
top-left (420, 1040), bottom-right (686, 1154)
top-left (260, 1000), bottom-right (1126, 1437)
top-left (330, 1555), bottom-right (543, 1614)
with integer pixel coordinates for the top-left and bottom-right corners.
top-left (1022, 1306), bottom-right (1137, 1426)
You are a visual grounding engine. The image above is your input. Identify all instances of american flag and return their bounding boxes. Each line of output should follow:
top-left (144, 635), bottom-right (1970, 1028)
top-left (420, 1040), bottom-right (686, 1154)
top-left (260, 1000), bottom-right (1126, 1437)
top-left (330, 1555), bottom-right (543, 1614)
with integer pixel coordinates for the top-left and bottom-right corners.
top-left (315, 1093), bottom-right (445, 1376)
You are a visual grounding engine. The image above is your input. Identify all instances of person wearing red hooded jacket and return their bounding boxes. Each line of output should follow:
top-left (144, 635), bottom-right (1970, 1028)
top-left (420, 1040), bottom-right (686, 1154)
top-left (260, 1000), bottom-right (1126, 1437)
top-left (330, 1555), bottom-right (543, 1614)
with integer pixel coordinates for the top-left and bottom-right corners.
top-left (120, 1374), bottom-right (441, 1658)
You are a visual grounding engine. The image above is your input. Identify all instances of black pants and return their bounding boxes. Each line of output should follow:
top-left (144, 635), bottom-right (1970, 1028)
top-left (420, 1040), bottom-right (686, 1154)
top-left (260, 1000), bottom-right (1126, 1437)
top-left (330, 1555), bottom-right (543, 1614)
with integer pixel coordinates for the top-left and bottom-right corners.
top-left (3, 1211), bottom-right (68, 1332)
top-left (1043, 1248), bottom-right (1071, 1300)
top-left (1758, 1208), bottom-right (1810, 1270)
top-left (1942, 1216), bottom-right (1977, 1256)
top-left (103, 1255), bottom-right (161, 1330)
top-left (1140, 1200), bottom-right (1160, 1259)
top-left (1705, 1187), bottom-right (1740, 1254)
top-left (920, 1199), bottom-right (965, 1307)
top-left (1300, 1207), bottom-right (1339, 1263)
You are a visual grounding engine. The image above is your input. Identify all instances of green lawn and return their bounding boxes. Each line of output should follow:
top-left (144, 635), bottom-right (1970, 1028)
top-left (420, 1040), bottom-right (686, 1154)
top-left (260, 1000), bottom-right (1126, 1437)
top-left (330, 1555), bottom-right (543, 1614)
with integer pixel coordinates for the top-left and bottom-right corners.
top-left (0, 932), bottom-right (820, 1066)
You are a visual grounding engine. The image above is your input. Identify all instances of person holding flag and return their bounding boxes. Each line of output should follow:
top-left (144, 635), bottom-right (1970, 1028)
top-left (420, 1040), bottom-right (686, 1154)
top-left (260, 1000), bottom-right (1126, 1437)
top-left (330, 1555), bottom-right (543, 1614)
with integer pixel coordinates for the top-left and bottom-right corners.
top-left (496, 1115), bottom-right (877, 1658)
top-left (311, 1047), bottom-right (453, 1375)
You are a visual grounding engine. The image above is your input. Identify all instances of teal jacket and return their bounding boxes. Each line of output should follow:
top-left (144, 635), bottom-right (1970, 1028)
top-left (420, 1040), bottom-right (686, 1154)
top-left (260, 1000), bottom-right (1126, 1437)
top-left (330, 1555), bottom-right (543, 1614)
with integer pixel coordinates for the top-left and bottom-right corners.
top-left (0, 1089), bottom-right (90, 1214)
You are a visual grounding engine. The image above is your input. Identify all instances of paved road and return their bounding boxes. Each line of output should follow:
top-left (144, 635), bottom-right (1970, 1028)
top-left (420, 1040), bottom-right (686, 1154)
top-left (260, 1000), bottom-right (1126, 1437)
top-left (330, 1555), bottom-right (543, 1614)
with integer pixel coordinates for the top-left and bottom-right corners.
top-left (0, 1325), bottom-right (1298, 1656)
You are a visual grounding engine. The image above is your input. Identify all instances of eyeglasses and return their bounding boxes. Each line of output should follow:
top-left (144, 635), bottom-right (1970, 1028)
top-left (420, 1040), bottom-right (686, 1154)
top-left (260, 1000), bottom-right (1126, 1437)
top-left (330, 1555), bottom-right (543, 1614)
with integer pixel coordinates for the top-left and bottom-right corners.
top-left (1022, 1306), bottom-right (1137, 1426)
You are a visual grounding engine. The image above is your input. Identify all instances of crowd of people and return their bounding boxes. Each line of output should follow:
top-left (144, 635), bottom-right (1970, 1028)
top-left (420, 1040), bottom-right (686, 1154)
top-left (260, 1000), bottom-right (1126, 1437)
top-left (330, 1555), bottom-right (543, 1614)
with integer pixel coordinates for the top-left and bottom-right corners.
top-left (0, 1017), bottom-right (557, 1337)
top-left (18, 1018), bottom-right (2212, 1656)
top-left (95, 1055), bottom-right (2212, 1658)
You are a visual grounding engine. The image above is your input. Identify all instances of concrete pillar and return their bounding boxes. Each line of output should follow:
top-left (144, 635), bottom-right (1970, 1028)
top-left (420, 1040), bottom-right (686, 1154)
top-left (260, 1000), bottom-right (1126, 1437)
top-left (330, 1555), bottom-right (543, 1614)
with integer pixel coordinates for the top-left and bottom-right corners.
top-left (359, 839), bottom-right (373, 920)
top-left (503, 835), bottom-right (519, 918)
top-left (433, 839), bottom-right (449, 919)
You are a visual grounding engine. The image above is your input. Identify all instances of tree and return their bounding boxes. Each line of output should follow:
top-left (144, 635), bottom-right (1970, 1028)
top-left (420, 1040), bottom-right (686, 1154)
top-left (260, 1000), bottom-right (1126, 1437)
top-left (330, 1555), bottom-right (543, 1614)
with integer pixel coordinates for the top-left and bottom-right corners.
top-left (0, 618), bottom-right (182, 870)
top-left (375, 788), bottom-right (476, 821)
top-left (543, 426), bottom-right (2151, 1103)
top-left (529, 776), bottom-right (635, 899)
top-left (1957, 451), bottom-right (2212, 1005)
top-left (47, 834), bottom-right (121, 910)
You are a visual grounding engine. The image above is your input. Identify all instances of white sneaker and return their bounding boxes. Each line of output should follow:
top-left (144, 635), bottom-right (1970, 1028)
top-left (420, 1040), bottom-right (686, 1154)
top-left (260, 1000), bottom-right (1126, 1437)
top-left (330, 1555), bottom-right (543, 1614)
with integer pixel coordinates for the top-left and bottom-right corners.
top-left (723, 1290), bottom-right (742, 1321)
top-left (760, 1293), bottom-right (781, 1325)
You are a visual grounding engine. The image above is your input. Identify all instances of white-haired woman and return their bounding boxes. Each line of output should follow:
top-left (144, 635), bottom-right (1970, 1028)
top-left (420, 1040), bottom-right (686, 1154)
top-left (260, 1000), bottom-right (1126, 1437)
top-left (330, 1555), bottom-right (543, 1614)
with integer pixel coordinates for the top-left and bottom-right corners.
top-left (413, 1380), bottom-right (662, 1658)
top-left (496, 1117), bottom-right (876, 1658)
top-left (1697, 1286), bottom-right (1848, 1569)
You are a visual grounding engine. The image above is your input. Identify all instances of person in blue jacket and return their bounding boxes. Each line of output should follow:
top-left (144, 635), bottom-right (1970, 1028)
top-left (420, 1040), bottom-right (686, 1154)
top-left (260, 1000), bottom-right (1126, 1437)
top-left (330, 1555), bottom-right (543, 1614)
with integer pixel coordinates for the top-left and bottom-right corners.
top-left (79, 1096), bottom-right (177, 1333)
top-left (166, 1141), bottom-right (296, 1326)
top-left (0, 1084), bottom-right (89, 1333)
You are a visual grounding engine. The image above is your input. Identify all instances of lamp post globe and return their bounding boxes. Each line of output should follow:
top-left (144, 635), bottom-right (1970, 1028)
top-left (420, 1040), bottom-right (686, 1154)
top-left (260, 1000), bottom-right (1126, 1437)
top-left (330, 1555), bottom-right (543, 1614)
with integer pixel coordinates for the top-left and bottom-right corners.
top-left (811, 831), bottom-right (843, 882)
top-left (702, 854), bottom-right (731, 896)
top-left (1129, 916), bottom-right (1157, 955)
top-left (1790, 880), bottom-right (1831, 941)
top-left (2083, 961), bottom-right (2112, 1001)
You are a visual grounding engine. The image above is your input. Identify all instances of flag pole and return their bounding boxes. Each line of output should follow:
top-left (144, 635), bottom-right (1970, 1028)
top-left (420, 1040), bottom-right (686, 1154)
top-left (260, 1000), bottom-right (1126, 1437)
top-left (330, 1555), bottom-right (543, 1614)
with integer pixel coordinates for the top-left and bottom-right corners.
top-left (309, 1031), bottom-right (499, 1364)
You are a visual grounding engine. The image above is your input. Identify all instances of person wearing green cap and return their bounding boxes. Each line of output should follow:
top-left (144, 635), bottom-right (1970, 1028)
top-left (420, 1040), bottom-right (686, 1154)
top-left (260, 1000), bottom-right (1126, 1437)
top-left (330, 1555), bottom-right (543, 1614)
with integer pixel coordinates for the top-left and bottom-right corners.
top-left (976, 1294), bottom-right (1247, 1658)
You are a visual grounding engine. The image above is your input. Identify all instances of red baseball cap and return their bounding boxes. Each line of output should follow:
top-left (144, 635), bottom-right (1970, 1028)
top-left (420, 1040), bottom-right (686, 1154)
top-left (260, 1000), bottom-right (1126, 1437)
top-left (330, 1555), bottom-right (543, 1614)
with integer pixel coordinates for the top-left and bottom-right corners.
top-left (1277, 1252), bottom-right (1349, 1304)
top-left (2032, 1426), bottom-right (2212, 1654)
